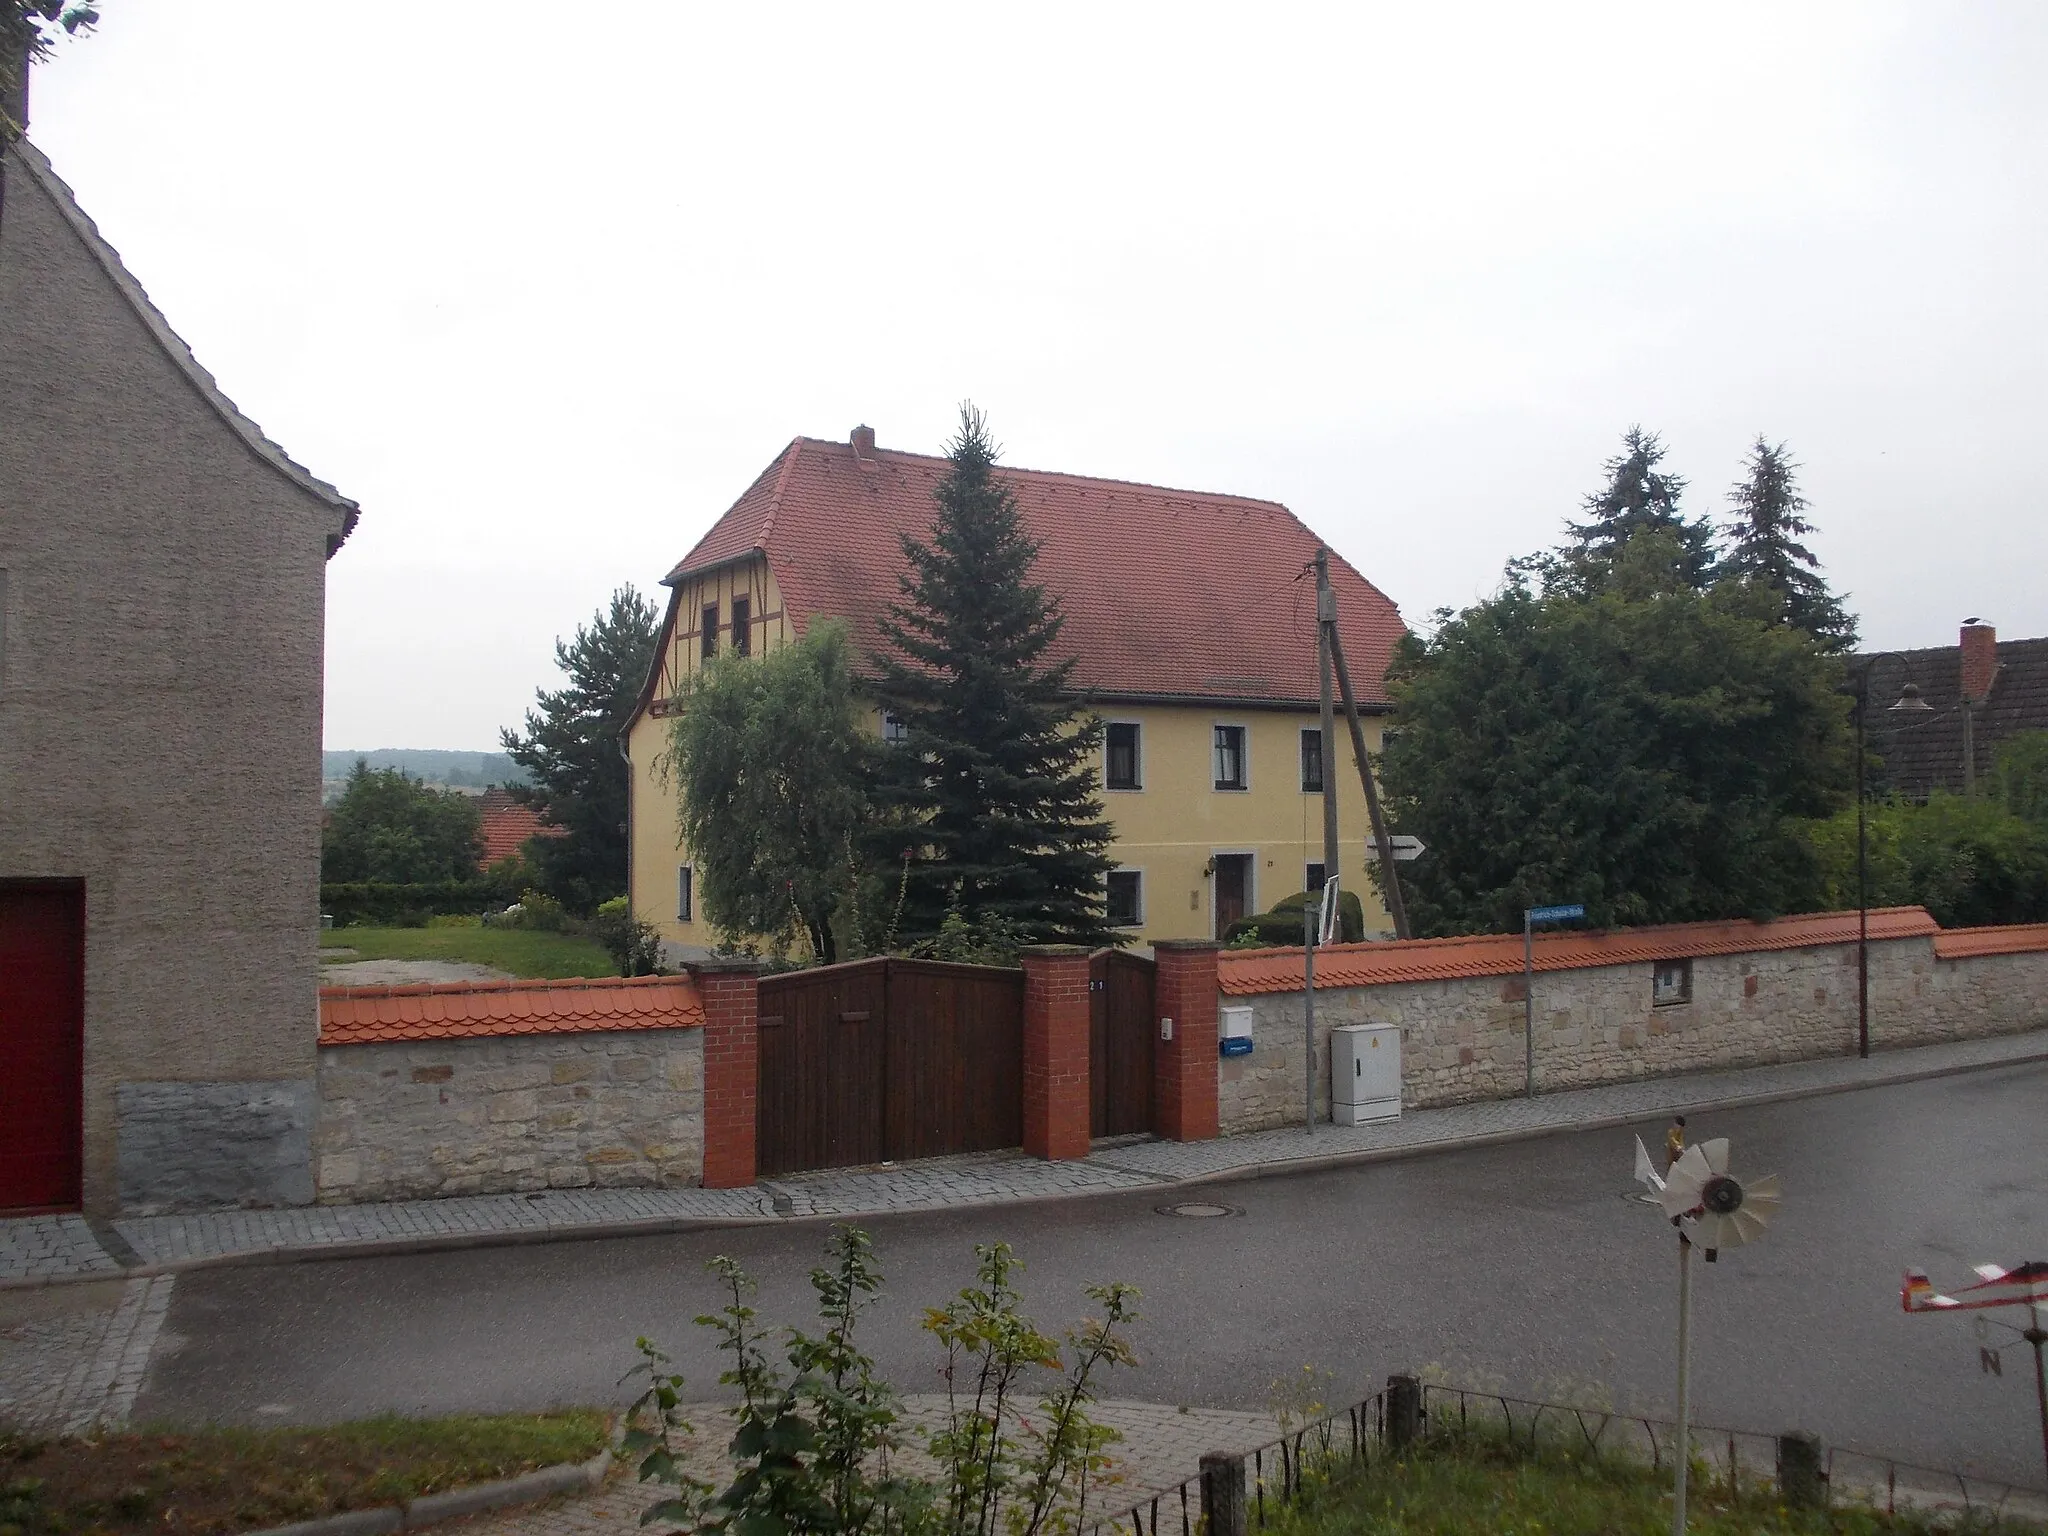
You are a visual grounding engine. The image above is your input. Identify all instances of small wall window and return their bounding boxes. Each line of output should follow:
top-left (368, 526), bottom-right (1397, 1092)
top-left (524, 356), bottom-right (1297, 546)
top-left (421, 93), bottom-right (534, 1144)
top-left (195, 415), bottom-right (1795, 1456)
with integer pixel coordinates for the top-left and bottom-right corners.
top-left (731, 596), bottom-right (752, 657)
top-left (882, 710), bottom-right (909, 744)
top-left (677, 866), bottom-right (694, 923)
top-left (1653, 958), bottom-right (1692, 1007)
top-left (1300, 728), bottom-right (1325, 793)
top-left (1106, 722), bottom-right (1141, 790)
top-left (1304, 862), bottom-right (1326, 897)
top-left (1106, 870), bottom-right (1143, 927)
top-left (1213, 725), bottom-right (1248, 790)
top-left (700, 604), bottom-right (719, 661)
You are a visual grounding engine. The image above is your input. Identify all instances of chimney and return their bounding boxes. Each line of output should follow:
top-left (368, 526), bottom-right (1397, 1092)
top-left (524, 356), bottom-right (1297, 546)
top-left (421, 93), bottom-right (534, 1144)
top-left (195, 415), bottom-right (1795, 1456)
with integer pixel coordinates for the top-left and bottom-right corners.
top-left (1960, 621), bottom-right (1998, 705)
top-left (850, 424), bottom-right (876, 460)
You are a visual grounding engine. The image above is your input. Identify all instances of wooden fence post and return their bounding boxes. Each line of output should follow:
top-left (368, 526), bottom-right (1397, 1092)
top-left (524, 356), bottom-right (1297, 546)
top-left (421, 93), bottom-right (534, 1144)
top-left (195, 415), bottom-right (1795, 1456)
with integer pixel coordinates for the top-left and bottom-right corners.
top-left (1387, 1374), bottom-right (1423, 1450)
top-left (1776, 1431), bottom-right (1828, 1509)
top-left (1200, 1451), bottom-right (1248, 1536)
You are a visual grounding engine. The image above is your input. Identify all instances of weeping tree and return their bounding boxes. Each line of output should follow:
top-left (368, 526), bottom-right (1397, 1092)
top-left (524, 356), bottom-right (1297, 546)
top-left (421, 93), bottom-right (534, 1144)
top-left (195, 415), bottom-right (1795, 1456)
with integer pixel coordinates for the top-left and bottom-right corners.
top-left (664, 622), bottom-right (873, 962)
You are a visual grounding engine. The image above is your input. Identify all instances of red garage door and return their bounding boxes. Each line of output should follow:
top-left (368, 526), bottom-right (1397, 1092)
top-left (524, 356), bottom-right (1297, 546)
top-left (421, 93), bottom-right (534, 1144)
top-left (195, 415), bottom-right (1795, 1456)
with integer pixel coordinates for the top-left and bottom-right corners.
top-left (0, 884), bottom-right (85, 1213)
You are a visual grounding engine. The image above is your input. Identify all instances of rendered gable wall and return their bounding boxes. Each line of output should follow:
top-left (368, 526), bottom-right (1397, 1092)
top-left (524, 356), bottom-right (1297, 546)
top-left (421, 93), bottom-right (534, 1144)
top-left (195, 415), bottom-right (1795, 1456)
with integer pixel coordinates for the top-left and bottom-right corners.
top-left (0, 148), bottom-right (350, 1213)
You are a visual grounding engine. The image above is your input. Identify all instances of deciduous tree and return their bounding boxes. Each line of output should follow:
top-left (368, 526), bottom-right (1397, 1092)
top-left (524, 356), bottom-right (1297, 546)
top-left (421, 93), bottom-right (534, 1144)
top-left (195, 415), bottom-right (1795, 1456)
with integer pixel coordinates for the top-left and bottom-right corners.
top-left (321, 761), bottom-right (483, 884)
top-left (665, 623), bottom-right (873, 962)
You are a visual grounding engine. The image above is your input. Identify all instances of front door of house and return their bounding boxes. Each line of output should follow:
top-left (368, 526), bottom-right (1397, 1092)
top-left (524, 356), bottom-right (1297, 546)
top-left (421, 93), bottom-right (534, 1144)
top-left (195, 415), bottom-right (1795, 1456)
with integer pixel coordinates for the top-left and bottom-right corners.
top-left (1213, 854), bottom-right (1252, 940)
top-left (0, 883), bottom-right (86, 1213)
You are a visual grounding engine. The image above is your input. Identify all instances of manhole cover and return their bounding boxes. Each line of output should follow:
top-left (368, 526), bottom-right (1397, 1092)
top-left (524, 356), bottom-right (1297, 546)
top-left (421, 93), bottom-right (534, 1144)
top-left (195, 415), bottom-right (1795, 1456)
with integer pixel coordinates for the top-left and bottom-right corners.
top-left (1157, 1201), bottom-right (1240, 1219)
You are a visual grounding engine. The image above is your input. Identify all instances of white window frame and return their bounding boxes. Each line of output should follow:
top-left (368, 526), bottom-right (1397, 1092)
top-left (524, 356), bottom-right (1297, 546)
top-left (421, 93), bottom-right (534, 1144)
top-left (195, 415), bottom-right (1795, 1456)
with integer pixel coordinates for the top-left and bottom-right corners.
top-left (881, 710), bottom-right (909, 745)
top-left (1103, 719), bottom-right (1144, 792)
top-left (677, 865), bottom-right (694, 923)
top-left (1106, 866), bottom-right (1145, 928)
top-left (1212, 722), bottom-right (1250, 792)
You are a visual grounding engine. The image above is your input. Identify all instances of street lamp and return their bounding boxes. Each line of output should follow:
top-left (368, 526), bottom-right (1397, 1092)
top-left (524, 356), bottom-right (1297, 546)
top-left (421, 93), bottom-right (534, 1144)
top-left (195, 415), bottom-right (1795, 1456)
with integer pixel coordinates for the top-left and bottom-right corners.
top-left (1845, 658), bottom-right (1934, 1058)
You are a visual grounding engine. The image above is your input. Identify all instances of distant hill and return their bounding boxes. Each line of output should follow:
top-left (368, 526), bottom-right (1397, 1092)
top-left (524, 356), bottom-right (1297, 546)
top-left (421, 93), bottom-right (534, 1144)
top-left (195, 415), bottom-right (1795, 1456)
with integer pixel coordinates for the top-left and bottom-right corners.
top-left (323, 750), bottom-right (529, 792)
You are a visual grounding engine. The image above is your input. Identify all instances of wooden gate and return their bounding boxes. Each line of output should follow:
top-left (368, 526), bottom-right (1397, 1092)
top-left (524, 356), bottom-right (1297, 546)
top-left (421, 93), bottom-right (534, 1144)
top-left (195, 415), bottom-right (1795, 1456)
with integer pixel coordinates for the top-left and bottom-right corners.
top-left (0, 883), bottom-right (86, 1213)
top-left (756, 957), bottom-right (1024, 1177)
top-left (1090, 949), bottom-right (1155, 1138)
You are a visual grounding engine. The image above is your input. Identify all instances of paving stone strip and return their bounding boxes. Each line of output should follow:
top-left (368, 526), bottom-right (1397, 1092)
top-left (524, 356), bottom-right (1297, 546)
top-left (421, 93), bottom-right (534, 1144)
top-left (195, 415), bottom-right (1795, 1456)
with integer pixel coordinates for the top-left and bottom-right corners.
top-left (3, 1030), bottom-right (2042, 1290)
top-left (0, 1274), bottom-right (173, 1433)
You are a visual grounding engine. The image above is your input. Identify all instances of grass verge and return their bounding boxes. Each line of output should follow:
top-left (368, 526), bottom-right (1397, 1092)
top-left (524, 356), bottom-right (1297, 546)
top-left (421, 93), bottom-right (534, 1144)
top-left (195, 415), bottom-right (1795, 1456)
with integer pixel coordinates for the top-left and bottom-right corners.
top-left (1258, 1429), bottom-right (2040, 1536)
top-left (0, 1411), bottom-right (609, 1536)
top-left (319, 926), bottom-right (616, 980)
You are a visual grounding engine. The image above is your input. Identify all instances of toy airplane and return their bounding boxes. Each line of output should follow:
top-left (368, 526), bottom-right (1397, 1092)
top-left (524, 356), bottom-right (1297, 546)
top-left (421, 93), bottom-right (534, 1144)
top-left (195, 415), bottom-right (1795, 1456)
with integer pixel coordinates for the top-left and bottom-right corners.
top-left (1902, 1261), bottom-right (2048, 1314)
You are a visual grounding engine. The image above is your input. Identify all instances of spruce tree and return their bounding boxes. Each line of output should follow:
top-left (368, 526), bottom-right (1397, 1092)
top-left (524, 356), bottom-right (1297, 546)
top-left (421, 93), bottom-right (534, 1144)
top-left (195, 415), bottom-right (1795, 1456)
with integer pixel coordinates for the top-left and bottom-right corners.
top-left (1560, 426), bottom-right (1717, 591)
top-left (871, 406), bottom-right (1118, 948)
top-left (1719, 436), bottom-right (1856, 651)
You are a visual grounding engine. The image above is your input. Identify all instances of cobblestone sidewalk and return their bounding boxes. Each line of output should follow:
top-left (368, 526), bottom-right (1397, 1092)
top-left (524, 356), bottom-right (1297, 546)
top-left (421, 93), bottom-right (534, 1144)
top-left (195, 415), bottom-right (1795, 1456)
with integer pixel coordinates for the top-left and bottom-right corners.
top-left (0, 1274), bottom-right (173, 1433)
top-left (5, 1029), bottom-right (2042, 1289)
top-left (437, 1397), bottom-right (1280, 1536)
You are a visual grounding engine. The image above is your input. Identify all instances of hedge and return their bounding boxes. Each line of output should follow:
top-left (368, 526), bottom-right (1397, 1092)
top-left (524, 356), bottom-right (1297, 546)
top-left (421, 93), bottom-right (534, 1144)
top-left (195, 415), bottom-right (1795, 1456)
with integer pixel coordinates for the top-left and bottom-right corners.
top-left (320, 880), bottom-right (510, 928)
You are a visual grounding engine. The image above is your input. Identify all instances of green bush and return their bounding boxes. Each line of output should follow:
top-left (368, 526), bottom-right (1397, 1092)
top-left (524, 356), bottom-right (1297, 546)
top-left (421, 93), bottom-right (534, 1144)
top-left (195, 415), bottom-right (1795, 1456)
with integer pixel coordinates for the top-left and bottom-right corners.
top-left (1223, 888), bottom-right (1366, 947)
top-left (487, 889), bottom-right (571, 932)
top-left (1805, 791), bottom-right (2048, 928)
top-left (321, 881), bottom-right (504, 928)
top-left (591, 897), bottom-right (664, 977)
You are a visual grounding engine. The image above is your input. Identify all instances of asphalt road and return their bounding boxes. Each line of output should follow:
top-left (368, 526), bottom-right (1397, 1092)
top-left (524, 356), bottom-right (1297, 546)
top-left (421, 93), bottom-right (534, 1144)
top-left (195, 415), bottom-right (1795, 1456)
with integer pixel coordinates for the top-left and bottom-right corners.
top-left (138, 1063), bottom-right (2048, 1486)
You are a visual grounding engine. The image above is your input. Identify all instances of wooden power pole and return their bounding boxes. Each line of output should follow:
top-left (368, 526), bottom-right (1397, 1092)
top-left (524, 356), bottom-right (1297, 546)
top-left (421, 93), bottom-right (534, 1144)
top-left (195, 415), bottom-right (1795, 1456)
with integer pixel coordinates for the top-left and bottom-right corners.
top-left (1315, 550), bottom-right (1412, 941)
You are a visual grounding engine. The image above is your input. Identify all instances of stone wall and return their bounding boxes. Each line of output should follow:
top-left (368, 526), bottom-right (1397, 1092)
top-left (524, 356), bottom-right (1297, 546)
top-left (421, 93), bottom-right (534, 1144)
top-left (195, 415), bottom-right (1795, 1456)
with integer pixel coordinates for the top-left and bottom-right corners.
top-left (314, 1028), bottom-right (703, 1202)
top-left (1219, 936), bottom-right (2048, 1133)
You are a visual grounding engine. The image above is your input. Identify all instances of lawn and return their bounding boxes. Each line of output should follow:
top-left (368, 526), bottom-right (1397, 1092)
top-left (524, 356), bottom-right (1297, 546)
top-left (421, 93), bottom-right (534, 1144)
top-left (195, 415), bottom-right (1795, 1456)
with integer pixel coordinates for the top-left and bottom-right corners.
top-left (0, 1411), bottom-right (610, 1536)
top-left (320, 925), bottom-right (616, 979)
top-left (1260, 1429), bottom-right (2039, 1536)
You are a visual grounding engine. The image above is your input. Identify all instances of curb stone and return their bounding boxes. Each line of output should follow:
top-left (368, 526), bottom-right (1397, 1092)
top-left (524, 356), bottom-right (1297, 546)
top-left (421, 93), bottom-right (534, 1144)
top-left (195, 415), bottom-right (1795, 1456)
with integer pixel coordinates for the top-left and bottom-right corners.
top-left (243, 1448), bottom-right (611, 1536)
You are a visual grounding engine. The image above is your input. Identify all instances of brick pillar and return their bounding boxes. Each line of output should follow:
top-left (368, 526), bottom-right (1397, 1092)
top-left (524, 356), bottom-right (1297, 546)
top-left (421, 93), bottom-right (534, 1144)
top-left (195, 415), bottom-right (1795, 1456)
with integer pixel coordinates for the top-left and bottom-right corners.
top-left (1021, 945), bottom-right (1092, 1161)
top-left (693, 958), bottom-right (761, 1189)
top-left (1153, 940), bottom-right (1221, 1142)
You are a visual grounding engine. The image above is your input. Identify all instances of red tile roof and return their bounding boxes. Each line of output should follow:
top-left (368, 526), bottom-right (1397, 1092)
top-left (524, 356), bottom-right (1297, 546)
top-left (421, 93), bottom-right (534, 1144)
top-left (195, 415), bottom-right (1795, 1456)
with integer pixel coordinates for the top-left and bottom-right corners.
top-left (1216, 907), bottom-right (1942, 994)
top-left (660, 435), bottom-right (1406, 709)
top-left (476, 788), bottom-right (562, 869)
top-left (1931, 923), bottom-right (2048, 960)
top-left (319, 975), bottom-right (704, 1045)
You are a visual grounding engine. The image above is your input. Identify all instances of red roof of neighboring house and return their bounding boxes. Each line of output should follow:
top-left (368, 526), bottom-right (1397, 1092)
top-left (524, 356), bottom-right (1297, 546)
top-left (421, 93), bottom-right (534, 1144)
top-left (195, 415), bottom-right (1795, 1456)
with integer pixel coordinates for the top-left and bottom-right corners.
top-left (476, 787), bottom-right (562, 869)
top-left (659, 434), bottom-right (1406, 709)
top-left (1216, 907), bottom-right (1943, 994)
top-left (1931, 923), bottom-right (2048, 960)
top-left (319, 975), bottom-right (704, 1045)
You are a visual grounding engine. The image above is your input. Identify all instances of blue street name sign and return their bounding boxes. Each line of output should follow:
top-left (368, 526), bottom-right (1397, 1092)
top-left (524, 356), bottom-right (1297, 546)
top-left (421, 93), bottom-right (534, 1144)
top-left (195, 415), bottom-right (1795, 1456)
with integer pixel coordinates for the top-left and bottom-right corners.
top-left (1528, 904), bottom-right (1586, 924)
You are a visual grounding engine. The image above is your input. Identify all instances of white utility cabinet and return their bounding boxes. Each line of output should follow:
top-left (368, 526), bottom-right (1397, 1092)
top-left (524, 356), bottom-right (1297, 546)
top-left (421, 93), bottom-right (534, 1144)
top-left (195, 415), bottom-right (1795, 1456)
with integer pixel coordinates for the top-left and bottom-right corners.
top-left (1331, 1023), bottom-right (1401, 1124)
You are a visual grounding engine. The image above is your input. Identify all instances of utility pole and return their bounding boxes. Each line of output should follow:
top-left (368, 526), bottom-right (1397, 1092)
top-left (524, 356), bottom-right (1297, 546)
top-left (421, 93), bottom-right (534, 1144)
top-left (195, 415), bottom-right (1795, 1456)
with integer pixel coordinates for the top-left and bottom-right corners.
top-left (1314, 550), bottom-right (1341, 908)
top-left (1317, 555), bottom-right (1413, 941)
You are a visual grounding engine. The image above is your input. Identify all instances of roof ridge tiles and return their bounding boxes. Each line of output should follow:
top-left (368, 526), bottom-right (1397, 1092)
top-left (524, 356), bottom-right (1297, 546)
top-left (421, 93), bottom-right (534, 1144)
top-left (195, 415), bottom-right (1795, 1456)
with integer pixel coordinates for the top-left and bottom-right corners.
top-left (792, 436), bottom-right (1294, 512)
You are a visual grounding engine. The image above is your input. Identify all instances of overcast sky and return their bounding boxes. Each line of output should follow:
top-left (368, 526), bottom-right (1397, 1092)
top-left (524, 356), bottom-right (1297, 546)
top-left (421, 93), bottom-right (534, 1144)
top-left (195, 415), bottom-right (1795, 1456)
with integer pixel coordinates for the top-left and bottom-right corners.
top-left (26, 3), bottom-right (2048, 749)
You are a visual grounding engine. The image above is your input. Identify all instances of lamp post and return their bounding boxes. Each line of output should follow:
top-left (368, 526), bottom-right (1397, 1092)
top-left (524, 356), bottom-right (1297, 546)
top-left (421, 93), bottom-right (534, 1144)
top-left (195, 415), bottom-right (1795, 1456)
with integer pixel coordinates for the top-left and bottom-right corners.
top-left (1846, 658), bottom-right (1933, 1057)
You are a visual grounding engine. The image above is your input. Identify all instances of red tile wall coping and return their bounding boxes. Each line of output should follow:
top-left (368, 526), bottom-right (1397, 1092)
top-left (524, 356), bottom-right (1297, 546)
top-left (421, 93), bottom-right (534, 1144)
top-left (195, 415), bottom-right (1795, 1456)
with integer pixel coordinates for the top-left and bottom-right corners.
top-left (319, 974), bottom-right (705, 1045)
top-left (1932, 923), bottom-right (2048, 960)
top-left (1217, 907), bottom-right (1944, 995)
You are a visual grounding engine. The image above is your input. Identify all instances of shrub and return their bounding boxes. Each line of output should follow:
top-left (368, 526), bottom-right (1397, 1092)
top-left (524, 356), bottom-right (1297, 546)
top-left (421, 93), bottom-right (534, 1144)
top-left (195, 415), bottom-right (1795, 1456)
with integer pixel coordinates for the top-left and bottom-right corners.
top-left (321, 881), bottom-right (502, 928)
top-left (591, 897), bottom-right (664, 977)
top-left (1223, 888), bottom-right (1366, 947)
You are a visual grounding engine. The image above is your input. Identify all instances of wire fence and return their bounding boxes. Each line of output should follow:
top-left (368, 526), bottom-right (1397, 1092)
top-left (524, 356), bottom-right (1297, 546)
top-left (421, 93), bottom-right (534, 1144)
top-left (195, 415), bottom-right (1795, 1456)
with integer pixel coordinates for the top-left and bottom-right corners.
top-left (1082, 1381), bottom-right (2045, 1535)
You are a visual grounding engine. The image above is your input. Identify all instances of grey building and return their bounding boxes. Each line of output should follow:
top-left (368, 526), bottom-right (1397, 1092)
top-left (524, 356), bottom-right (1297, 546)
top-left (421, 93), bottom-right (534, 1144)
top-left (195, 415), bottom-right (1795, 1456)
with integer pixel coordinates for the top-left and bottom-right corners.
top-left (1, 124), bottom-right (357, 1215)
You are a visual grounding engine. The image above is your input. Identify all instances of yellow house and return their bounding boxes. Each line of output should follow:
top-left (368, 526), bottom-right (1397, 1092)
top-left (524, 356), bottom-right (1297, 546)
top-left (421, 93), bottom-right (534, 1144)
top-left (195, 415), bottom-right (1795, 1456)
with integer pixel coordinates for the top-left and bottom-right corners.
top-left (625, 426), bottom-right (1408, 955)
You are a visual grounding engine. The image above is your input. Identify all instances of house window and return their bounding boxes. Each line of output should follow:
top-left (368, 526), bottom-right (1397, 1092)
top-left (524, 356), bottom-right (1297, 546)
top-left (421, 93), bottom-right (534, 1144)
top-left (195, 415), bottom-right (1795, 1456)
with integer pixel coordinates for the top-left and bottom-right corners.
top-left (882, 711), bottom-right (908, 745)
top-left (1304, 862), bottom-right (1326, 897)
top-left (1653, 958), bottom-right (1692, 1007)
top-left (1106, 870), bottom-right (1143, 927)
top-left (1106, 722), bottom-right (1141, 790)
top-left (1213, 725), bottom-right (1247, 790)
top-left (677, 866), bottom-right (694, 923)
top-left (1300, 728), bottom-right (1325, 793)
top-left (731, 596), bottom-right (752, 657)
top-left (700, 604), bottom-right (719, 662)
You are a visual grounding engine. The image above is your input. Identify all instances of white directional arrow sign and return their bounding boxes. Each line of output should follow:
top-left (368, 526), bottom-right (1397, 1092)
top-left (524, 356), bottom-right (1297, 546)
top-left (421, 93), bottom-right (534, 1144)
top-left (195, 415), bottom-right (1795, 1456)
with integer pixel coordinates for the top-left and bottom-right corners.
top-left (1362, 836), bottom-right (1426, 863)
